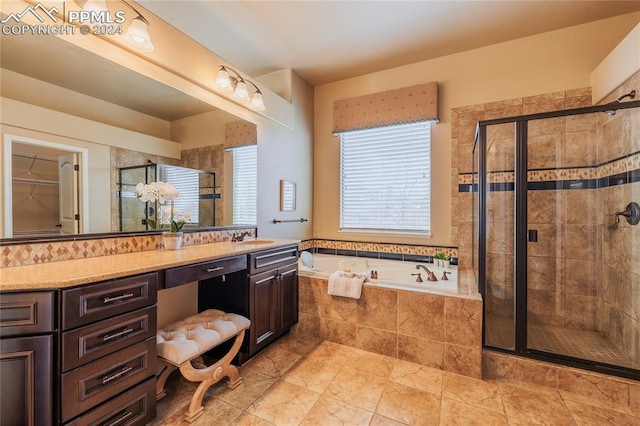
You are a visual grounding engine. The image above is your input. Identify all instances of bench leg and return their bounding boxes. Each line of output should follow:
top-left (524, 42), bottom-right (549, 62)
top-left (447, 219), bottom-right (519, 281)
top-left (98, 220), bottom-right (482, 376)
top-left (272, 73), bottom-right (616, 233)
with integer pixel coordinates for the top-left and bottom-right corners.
top-left (178, 330), bottom-right (246, 423)
top-left (156, 359), bottom-right (177, 400)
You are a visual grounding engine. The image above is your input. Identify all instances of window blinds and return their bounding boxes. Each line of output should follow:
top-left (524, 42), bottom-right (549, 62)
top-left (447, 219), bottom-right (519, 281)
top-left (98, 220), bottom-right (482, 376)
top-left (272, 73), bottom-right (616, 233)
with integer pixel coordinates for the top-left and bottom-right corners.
top-left (340, 121), bottom-right (431, 233)
top-left (231, 144), bottom-right (258, 225)
top-left (161, 166), bottom-right (200, 225)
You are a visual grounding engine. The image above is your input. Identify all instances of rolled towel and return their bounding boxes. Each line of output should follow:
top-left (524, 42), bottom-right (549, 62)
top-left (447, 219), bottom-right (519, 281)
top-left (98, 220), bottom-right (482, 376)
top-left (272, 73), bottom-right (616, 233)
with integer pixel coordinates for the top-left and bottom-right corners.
top-left (328, 271), bottom-right (365, 299)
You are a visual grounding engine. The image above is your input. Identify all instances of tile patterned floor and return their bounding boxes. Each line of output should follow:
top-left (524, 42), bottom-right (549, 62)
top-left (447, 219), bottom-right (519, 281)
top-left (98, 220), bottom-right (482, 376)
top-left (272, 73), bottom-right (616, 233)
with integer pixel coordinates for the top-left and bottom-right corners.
top-left (485, 315), bottom-right (637, 369)
top-left (152, 334), bottom-right (640, 425)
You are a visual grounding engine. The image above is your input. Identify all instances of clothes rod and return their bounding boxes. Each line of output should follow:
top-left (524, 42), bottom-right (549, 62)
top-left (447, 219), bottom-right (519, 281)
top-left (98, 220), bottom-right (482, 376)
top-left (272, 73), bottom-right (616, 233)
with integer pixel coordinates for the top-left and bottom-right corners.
top-left (272, 218), bottom-right (308, 224)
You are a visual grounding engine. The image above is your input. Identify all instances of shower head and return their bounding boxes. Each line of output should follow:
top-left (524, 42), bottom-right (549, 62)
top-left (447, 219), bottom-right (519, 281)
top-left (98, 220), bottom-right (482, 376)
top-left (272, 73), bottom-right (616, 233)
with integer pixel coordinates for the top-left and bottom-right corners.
top-left (604, 90), bottom-right (636, 116)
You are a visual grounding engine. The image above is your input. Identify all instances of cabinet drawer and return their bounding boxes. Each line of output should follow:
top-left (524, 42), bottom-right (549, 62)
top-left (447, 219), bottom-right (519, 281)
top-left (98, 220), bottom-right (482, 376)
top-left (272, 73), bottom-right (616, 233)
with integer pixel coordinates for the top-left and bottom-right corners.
top-left (61, 337), bottom-right (156, 422)
top-left (164, 255), bottom-right (246, 289)
top-left (62, 306), bottom-right (157, 372)
top-left (62, 273), bottom-right (158, 330)
top-left (249, 245), bottom-right (298, 275)
top-left (0, 291), bottom-right (55, 337)
top-left (65, 376), bottom-right (156, 426)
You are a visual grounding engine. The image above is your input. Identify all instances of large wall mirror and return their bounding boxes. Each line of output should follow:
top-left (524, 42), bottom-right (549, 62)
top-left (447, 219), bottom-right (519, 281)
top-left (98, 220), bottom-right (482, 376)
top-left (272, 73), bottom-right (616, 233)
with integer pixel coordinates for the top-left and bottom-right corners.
top-left (0, 26), bottom-right (257, 240)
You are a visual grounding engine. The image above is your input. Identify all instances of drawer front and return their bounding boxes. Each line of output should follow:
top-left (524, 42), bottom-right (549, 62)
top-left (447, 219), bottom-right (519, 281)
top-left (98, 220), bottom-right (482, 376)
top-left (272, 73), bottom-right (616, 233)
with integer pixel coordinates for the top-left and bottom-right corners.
top-left (61, 338), bottom-right (156, 422)
top-left (65, 376), bottom-right (156, 426)
top-left (0, 291), bottom-right (55, 337)
top-left (62, 306), bottom-right (157, 372)
top-left (62, 273), bottom-right (158, 330)
top-left (164, 255), bottom-right (246, 288)
top-left (249, 245), bottom-right (298, 275)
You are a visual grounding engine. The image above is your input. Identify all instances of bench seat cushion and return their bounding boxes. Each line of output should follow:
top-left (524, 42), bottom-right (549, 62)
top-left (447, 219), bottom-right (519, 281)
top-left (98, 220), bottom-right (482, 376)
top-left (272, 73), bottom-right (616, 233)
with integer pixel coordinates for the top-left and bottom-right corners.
top-left (157, 309), bottom-right (250, 366)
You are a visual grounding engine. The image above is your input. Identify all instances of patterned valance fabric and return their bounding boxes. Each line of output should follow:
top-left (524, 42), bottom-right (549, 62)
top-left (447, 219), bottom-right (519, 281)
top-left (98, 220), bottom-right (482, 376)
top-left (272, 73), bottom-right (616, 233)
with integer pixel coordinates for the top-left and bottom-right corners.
top-left (333, 82), bottom-right (438, 134)
top-left (225, 121), bottom-right (257, 148)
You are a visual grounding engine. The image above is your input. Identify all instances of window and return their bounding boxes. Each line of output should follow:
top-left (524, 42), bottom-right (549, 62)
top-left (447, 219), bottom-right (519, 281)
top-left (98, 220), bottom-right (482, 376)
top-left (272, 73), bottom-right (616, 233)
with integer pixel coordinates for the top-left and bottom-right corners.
top-left (160, 166), bottom-right (200, 225)
top-left (230, 144), bottom-right (257, 225)
top-left (339, 121), bottom-right (431, 234)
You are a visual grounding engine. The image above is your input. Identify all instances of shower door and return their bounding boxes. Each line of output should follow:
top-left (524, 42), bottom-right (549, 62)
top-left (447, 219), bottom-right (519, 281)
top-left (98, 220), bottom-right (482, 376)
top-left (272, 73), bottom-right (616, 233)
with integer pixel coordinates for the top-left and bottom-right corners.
top-left (526, 110), bottom-right (639, 371)
top-left (481, 122), bottom-right (517, 351)
top-left (478, 100), bottom-right (640, 380)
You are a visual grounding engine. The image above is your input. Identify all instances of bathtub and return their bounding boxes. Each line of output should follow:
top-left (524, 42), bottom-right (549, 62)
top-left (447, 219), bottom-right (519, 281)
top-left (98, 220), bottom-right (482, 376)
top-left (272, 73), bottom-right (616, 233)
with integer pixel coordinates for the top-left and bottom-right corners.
top-left (298, 252), bottom-right (462, 295)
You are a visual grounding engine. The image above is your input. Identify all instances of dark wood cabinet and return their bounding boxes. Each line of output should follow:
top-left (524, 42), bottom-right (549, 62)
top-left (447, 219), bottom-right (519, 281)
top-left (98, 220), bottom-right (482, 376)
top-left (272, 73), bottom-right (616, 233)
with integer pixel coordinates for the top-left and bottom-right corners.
top-left (59, 273), bottom-right (158, 425)
top-left (0, 291), bottom-right (55, 426)
top-left (199, 245), bottom-right (298, 364)
top-left (0, 335), bottom-right (53, 426)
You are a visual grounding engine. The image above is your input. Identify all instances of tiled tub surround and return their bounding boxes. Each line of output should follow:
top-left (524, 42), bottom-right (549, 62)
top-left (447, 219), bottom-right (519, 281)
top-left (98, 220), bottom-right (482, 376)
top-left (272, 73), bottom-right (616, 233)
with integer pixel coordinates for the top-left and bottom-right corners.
top-left (0, 227), bottom-right (256, 268)
top-left (295, 263), bottom-right (482, 379)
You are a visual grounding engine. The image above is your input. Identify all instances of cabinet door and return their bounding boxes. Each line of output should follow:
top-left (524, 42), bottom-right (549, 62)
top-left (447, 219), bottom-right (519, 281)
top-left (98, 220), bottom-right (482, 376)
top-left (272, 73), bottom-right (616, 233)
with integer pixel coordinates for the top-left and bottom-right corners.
top-left (249, 271), bottom-right (277, 355)
top-left (278, 264), bottom-right (298, 332)
top-left (0, 335), bottom-right (53, 426)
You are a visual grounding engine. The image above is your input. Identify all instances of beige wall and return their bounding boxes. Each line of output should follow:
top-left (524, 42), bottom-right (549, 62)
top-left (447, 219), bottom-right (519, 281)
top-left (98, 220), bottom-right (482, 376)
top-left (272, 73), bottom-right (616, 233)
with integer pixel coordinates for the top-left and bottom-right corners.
top-left (313, 12), bottom-right (640, 247)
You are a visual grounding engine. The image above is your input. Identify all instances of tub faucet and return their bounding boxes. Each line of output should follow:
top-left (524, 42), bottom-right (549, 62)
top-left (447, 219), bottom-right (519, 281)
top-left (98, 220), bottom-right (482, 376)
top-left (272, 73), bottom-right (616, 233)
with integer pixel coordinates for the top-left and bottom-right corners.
top-left (416, 264), bottom-right (438, 281)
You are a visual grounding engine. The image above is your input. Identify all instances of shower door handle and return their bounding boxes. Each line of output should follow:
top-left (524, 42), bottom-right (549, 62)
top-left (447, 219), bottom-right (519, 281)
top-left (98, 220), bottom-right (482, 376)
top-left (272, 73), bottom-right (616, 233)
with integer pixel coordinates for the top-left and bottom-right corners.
top-left (527, 229), bottom-right (538, 242)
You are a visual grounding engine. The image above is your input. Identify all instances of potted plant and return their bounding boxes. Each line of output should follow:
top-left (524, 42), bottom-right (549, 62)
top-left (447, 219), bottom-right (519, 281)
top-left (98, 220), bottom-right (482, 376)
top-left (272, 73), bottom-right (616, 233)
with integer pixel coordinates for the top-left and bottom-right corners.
top-left (433, 252), bottom-right (451, 268)
top-left (136, 181), bottom-right (191, 250)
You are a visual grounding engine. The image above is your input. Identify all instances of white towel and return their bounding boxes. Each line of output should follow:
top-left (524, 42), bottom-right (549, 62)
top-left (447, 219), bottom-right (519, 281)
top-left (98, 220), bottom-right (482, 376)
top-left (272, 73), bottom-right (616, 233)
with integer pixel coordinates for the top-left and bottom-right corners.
top-left (328, 271), bottom-right (365, 299)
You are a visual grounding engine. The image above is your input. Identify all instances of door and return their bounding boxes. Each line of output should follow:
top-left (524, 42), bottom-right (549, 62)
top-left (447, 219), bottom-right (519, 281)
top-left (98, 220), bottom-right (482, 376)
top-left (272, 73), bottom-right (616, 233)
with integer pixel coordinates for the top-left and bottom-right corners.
top-left (278, 264), bottom-right (298, 332)
top-left (249, 270), bottom-right (277, 355)
top-left (481, 122), bottom-right (517, 351)
top-left (58, 153), bottom-right (80, 234)
top-left (0, 335), bottom-right (53, 426)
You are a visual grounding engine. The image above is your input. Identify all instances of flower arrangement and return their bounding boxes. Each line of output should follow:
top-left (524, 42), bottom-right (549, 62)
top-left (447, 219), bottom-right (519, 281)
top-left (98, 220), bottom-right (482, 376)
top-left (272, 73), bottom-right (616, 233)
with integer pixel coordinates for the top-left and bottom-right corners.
top-left (136, 181), bottom-right (191, 232)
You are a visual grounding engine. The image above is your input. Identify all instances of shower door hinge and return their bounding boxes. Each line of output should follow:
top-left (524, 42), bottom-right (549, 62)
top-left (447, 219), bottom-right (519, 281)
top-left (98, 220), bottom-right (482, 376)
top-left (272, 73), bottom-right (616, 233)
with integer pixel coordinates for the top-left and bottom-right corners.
top-left (74, 164), bottom-right (79, 171)
top-left (75, 214), bottom-right (80, 220)
top-left (527, 229), bottom-right (538, 242)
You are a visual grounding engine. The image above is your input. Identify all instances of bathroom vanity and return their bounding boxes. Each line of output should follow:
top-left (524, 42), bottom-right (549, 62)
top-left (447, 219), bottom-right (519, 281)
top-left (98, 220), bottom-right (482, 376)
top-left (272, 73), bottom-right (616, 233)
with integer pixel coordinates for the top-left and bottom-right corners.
top-left (0, 239), bottom-right (299, 426)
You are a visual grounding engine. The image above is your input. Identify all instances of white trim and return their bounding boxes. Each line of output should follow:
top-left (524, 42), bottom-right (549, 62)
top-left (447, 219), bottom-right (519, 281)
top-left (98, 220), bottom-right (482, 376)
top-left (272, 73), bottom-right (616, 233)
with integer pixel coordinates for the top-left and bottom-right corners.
top-left (3, 134), bottom-right (90, 237)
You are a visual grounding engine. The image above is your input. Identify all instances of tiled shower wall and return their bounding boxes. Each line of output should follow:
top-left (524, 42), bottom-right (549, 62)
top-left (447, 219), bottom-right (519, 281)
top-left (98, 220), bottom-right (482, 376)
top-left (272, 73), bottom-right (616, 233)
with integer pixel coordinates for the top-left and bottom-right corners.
top-left (451, 88), bottom-right (595, 328)
top-left (110, 145), bottom-right (225, 232)
top-left (598, 71), bottom-right (640, 364)
top-left (451, 71), bottom-right (640, 365)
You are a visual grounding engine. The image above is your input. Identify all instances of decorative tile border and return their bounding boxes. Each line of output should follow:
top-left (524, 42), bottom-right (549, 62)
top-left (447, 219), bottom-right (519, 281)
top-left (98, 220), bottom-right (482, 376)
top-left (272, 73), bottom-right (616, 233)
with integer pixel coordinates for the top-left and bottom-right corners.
top-left (299, 238), bottom-right (458, 263)
top-left (0, 228), bottom-right (256, 268)
top-left (458, 152), bottom-right (640, 192)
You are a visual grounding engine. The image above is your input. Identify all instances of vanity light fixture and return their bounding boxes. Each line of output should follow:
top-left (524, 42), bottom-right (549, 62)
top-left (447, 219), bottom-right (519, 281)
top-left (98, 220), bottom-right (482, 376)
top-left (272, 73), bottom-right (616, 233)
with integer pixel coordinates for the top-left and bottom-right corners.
top-left (215, 66), bottom-right (266, 112)
top-left (121, 0), bottom-right (154, 52)
top-left (75, 0), bottom-right (154, 52)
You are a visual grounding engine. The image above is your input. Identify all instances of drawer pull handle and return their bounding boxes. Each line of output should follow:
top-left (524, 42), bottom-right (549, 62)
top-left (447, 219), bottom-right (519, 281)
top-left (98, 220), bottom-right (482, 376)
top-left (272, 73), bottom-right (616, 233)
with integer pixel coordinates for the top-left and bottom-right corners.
top-left (103, 292), bottom-right (135, 304)
top-left (102, 327), bottom-right (134, 342)
top-left (103, 410), bottom-right (133, 426)
top-left (102, 366), bottom-right (133, 385)
top-left (206, 266), bottom-right (224, 273)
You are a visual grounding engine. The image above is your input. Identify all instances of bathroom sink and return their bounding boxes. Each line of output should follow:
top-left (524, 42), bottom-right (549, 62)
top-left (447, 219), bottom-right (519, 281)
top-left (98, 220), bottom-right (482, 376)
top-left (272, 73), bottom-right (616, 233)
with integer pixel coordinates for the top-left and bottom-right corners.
top-left (236, 239), bottom-right (275, 245)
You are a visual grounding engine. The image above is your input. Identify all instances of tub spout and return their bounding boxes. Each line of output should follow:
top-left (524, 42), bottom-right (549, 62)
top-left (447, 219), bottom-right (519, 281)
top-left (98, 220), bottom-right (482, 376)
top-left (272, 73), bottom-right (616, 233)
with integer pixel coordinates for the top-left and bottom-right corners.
top-left (416, 264), bottom-right (438, 281)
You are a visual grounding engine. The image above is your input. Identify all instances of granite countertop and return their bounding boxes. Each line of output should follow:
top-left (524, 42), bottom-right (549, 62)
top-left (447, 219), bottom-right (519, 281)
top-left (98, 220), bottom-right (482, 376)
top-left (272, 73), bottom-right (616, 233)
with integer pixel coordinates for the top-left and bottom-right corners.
top-left (0, 239), bottom-right (299, 291)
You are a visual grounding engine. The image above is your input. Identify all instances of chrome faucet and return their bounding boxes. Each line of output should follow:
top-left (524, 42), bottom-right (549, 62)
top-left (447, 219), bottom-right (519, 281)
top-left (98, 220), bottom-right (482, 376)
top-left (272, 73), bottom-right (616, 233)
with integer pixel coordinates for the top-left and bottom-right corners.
top-left (416, 264), bottom-right (438, 281)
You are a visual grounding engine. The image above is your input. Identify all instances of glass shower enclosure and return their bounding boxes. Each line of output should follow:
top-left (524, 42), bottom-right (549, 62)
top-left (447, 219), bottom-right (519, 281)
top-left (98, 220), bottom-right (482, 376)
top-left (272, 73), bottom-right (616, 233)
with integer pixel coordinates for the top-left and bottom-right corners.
top-left (474, 98), bottom-right (640, 380)
top-left (118, 163), bottom-right (218, 232)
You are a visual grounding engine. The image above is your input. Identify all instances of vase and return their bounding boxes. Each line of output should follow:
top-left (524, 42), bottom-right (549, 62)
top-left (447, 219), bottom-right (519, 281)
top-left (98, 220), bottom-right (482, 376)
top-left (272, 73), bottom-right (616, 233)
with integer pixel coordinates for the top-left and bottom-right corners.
top-left (162, 231), bottom-right (183, 250)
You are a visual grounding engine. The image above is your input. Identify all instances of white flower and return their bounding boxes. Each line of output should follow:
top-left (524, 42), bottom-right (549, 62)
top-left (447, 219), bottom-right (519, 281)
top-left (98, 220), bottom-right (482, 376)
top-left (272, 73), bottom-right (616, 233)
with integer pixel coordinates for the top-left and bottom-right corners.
top-left (136, 181), bottom-right (180, 203)
top-left (137, 181), bottom-right (188, 232)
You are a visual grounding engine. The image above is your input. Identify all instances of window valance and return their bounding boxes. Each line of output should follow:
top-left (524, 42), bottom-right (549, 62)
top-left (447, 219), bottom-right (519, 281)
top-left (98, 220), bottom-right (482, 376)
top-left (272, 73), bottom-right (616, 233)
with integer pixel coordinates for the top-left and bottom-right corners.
top-left (332, 81), bottom-right (438, 134)
top-left (225, 121), bottom-right (257, 148)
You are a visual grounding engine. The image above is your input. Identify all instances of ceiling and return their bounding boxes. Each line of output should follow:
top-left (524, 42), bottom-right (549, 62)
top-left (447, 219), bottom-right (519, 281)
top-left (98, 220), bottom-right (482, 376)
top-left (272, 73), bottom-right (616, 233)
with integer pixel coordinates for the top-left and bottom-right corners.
top-left (140, 0), bottom-right (640, 87)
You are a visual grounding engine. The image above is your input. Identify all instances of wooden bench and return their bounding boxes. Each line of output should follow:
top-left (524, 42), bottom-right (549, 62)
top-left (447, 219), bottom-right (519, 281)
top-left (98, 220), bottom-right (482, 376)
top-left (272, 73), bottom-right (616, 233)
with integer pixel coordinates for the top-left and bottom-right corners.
top-left (156, 309), bottom-right (250, 423)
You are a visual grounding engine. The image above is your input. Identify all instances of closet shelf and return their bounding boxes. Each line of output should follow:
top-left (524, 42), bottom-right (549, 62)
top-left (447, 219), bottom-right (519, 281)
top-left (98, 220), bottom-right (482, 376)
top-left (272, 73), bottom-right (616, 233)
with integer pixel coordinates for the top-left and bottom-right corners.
top-left (12, 177), bottom-right (59, 186)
